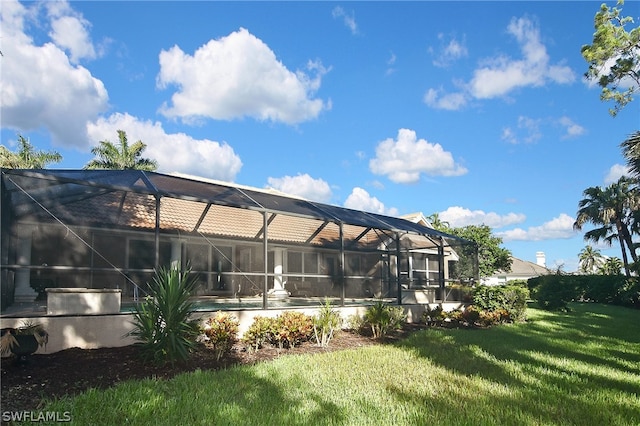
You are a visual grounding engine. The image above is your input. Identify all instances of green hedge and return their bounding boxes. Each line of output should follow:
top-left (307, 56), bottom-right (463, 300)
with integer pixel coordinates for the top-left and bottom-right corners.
top-left (528, 275), bottom-right (640, 311)
top-left (472, 283), bottom-right (529, 322)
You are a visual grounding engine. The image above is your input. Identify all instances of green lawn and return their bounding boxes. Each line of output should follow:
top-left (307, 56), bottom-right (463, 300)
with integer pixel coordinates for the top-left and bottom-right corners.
top-left (44, 303), bottom-right (639, 425)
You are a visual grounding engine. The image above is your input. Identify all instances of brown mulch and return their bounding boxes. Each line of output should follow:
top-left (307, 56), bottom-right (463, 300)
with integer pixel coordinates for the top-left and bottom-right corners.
top-left (1, 324), bottom-right (425, 414)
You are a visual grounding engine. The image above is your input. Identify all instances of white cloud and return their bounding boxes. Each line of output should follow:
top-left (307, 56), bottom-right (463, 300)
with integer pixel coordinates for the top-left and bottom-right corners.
top-left (423, 88), bottom-right (468, 111)
top-left (266, 174), bottom-right (332, 203)
top-left (469, 17), bottom-right (574, 99)
top-left (426, 17), bottom-right (574, 110)
top-left (439, 206), bottom-right (526, 229)
top-left (432, 34), bottom-right (468, 68)
top-left (604, 164), bottom-right (630, 184)
top-left (0, 0), bottom-right (108, 148)
top-left (558, 116), bottom-right (585, 139)
top-left (87, 113), bottom-right (242, 181)
top-left (157, 28), bottom-right (329, 124)
top-left (501, 116), bottom-right (542, 144)
top-left (343, 187), bottom-right (398, 216)
top-left (497, 213), bottom-right (577, 241)
top-left (332, 6), bottom-right (358, 35)
top-left (369, 129), bottom-right (467, 184)
top-left (46, 2), bottom-right (96, 63)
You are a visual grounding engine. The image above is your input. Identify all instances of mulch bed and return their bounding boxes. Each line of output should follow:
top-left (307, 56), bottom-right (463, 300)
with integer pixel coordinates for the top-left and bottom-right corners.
top-left (1, 324), bottom-right (426, 413)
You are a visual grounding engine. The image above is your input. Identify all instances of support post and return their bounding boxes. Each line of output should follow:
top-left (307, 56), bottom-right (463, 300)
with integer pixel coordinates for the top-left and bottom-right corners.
top-left (395, 233), bottom-right (402, 305)
top-left (339, 222), bottom-right (345, 306)
top-left (263, 211), bottom-right (268, 309)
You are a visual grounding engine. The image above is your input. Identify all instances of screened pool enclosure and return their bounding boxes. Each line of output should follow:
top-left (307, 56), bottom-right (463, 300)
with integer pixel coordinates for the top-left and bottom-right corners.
top-left (1, 169), bottom-right (478, 312)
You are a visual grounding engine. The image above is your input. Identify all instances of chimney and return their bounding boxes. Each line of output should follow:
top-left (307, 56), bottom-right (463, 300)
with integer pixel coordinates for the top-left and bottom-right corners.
top-left (536, 251), bottom-right (546, 267)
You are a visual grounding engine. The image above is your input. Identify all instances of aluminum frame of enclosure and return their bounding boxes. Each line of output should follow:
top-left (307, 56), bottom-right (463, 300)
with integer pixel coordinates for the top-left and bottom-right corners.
top-left (1, 169), bottom-right (478, 311)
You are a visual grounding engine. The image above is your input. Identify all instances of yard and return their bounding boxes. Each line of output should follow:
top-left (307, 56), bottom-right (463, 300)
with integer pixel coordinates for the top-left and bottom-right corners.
top-left (3, 303), bottom-right (639, 425)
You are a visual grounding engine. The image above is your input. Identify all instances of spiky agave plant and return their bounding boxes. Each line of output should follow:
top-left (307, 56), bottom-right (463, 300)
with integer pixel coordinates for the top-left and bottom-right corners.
top-left (129, 266), bottom-right (199, 364)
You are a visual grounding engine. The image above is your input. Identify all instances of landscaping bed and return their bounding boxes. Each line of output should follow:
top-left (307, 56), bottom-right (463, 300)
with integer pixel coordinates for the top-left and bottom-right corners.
top-left (1, 325), bottom-right (422, 414)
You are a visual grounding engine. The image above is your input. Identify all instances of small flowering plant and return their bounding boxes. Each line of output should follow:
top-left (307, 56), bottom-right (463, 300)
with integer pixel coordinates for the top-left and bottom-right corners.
top-left (201, 312), bottom-right (240, 360)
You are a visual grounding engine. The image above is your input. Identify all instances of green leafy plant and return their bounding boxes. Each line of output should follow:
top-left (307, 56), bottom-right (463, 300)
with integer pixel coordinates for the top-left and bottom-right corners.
top-left (363, 300), bottom-right (406, 339)
top-left (313, 299), bottom-right (342, 347)
top-left (242, 316), bottom-right (277, 352)
top-left (202, 312), bottom-right (240, 361)
top-left (274, 311), bottom-right (313, 349)
top-left (422, 305), bottom-right (444, 326)
top-left (128, 266), bottom-right (200, 365)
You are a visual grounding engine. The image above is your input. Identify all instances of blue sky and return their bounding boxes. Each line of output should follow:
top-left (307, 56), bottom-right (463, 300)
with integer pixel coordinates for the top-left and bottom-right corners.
top-left (1, 1), bottom-right (639, 273)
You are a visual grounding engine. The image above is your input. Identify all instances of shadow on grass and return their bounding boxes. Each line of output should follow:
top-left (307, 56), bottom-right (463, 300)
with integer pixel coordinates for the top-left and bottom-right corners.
top-left (51, 364), bottom-right (348, 425)
top-left (392, 303), bottom-right (640, 425)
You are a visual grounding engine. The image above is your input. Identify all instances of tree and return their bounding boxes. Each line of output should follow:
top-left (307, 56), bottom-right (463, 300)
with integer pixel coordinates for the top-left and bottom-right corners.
top-left (620, 131), bottom-right (640, 177)
top-left (574, 176), bottom-right (638, 277)
top-left (85, 130), bottom-right (158, 171)
top-left (578, 245), bottom-right (605, 274)
top-left (0, 135), bottom-right (62, 169)
top-left (581, 0), bottom-right (640, 117)
top-left (426, 212), bottom-right (450, 232)
top-left (599, 256), bottom-right (623, 275)
top-left (446, 224), bottom-right (512, 279)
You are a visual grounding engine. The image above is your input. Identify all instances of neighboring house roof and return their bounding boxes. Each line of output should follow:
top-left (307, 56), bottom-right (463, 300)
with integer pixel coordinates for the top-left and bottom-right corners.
top-left (490, 256), bottom-right (550, 279)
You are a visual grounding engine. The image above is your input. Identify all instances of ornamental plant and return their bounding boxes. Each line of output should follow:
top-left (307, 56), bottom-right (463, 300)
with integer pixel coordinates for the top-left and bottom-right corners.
top-left (363, 300), bottom-right (406, 339)
top-left (313, 299), bottom-right (342, 347)
top-left (128, 266), bottom-right (199, 365)
top-left (242, 316), bottom-right (277, 352)
top-left (274, 311), bottom-right (313, 349)
top-left (202, 312), bottom-right (240, 361)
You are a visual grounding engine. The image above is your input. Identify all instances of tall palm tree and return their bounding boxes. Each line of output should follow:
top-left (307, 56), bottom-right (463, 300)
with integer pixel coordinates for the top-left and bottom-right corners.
top-left (620, 131), bottom-right (640, 178)
top-left (574, 176), bottom-right (638, 277)
top-left (427, 212), bottom-right (450, 232)
top-left (85, 130), bottom-right (158, 171)
top-left (578, 245), bottom-right (605, 274)
top-left (599, 257), bottom-right (623, 276)
top-left (0, 135), bottom-right (62, 168)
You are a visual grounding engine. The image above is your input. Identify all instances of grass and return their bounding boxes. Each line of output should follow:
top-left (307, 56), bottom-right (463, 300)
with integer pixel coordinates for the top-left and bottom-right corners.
top-left (42, 303), bottom-right (639, 425)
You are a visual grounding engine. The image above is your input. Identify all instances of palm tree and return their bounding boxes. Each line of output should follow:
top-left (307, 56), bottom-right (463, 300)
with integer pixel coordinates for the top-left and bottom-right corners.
top-left (574, 177), bottom-right (638, 277)
top-left (620, 131), bottom-right (640, 178)
top-left (0, 135), bottom-right (62, 168)
top-left (578, 245), bottom-right (605, 274)
top-left (599, 257), bottom-right (623, 276)
top-left (427, 212), bottom-right (450, 232)
top-left (85, 130), bottom-right (158, 171)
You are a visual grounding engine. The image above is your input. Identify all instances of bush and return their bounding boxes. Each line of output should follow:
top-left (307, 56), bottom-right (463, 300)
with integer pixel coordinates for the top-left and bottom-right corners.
top-left (422, 305), bottom-right (445, 325)
top-left (242, 316), bottom-right (277, 352)
top-left (129, 266), bottom-right (200, 365)
top-left (242, 312), bottom-right (314, 351)
top-left (528, 275), bottom-right (578, 311)
top-left (313, 299), bottom-right (342, 347)
top-left (473, 283), bottom-right (529, 321)
top-left (363, 300), bottom-right (406, 339)
top-left (202, 312), bottom-right (239, 361)
top-left (274, 311), bottom-right (313, 349)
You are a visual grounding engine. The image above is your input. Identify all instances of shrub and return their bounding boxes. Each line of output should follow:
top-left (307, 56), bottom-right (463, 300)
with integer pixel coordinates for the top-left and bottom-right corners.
top-left (242, 312), bottom-right (314, 351)
top-left (346, 313), bottom-right (365, 332)
top-left (422, 305), bottom-right (445, 326)
top-left (478, 310), bottom-right (501, 327)
top-left (242, 316), bottom-right (277, 352)
top-left (274, 311), bottom-right (313, 349)
top-left (202, 312), bottom-right (239, 361)
top-left (473, 284), bottom-right (529, 322)
top-left (528, 275), bottom-right (579, 311)
top-left (313, 299), bottom-right (342, 347)
top-left (129, 266), bottom-right (200, 365)
top-left (363, 300), bottom-right (406, 339)
top-left (528, 275), bottom-right (640, 310)
top-left (462, 305), bottom-right (481, 325)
